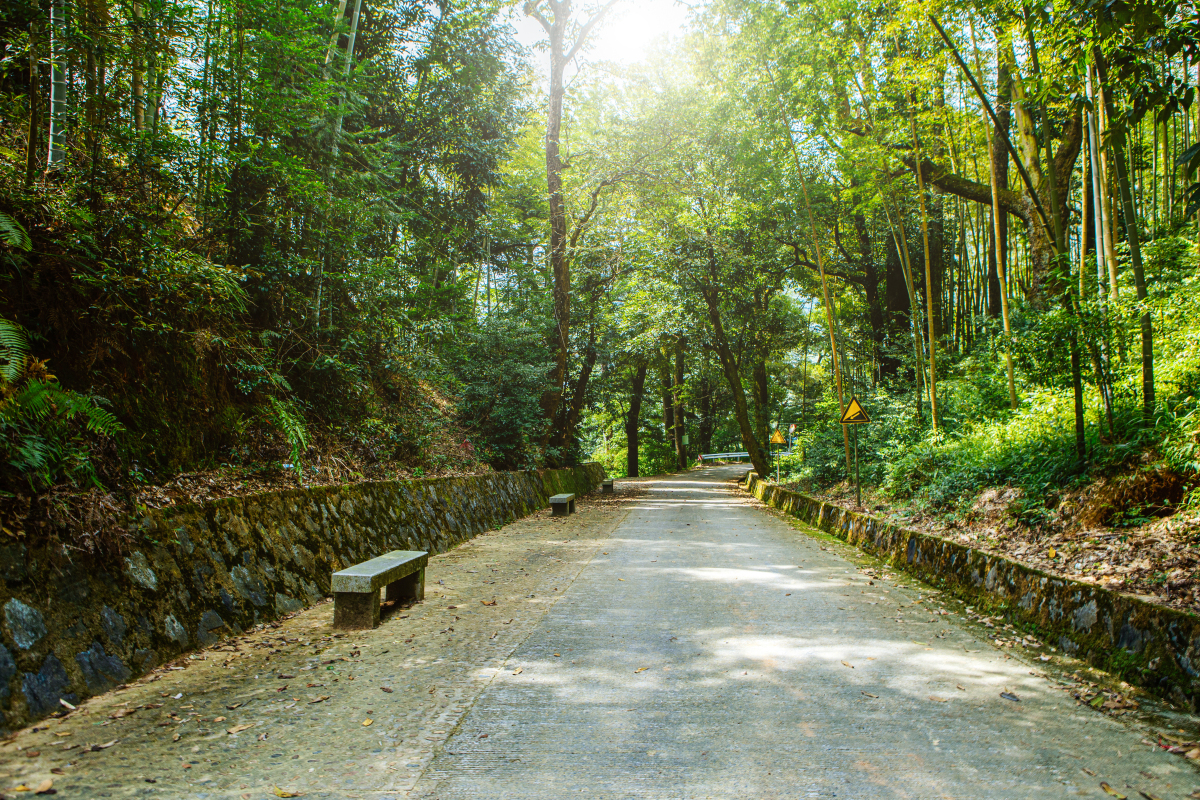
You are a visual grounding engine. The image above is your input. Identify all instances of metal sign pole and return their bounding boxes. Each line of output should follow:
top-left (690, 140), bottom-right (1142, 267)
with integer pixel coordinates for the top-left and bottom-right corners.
top-left (853, 424), bottom-right (861, 507)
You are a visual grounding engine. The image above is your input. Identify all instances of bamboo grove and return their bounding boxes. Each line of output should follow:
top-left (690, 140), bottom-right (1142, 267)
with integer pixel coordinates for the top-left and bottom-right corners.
top-left (1, 0), bottom-right (1200, 536)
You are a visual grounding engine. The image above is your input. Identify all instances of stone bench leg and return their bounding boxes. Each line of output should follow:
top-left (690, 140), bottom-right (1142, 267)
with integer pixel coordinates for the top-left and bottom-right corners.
top-left (385, 568), bottom-right (424, 604)
top-left (551, 502), bottom-right (570, 517)
top-left (334, 592), bottom-right (380, 630)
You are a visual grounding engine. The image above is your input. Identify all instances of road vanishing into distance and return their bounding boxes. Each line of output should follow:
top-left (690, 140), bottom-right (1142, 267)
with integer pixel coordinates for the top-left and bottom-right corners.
top-left (1, 466), bottom-right (1196, 798)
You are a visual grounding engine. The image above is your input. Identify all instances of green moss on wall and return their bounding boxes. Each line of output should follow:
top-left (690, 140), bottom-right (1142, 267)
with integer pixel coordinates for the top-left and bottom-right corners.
top-left (0, 463), bottom-right (605, 731)
top-left (743, 472), bottom-right (1200, 711)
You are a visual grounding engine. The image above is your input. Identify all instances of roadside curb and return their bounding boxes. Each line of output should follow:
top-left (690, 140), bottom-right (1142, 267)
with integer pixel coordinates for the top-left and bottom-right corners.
top-left (741, 471), bottom-right (1200, 710)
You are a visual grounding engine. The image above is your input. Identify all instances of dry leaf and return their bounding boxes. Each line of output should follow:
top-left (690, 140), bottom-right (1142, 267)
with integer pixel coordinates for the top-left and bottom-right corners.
top-left (841, 661), bottom-right (854, 669)
top-left (956, 685), bottom-right (965, 691)
top-left (929, 696), bottom-right (947, 702)
top-left (999, 692), bottom-right (1020, 702)
top-left (1139, 792), bottom-right (1164, 800)
top-left (273, 789), bottom-right (303, 798)
top-left (34, 779), bottom-right (53, 795)
top-left (861, 692), bottom-right (878, 698)
top-left (1048, 547), bottom-right (1057, 559)
top-left (618, 579), bottom-right (625, 581)
top-left (380, 687), bottom-right (393, 693)
top-left (214, 716), bottom-right (226, 722)
top-left (172, 733), bottom-right (180, 742)
top-left (1100, 783), bottom-right (1127, 799)
top-left (634, 667), bottom-right (648, 673)
top-left (308, 696), bottom-right (330, 704)
top-left (257, 733), bottom-right (269, 741)
top-left (226, 703), bottom-right (242, 710)
top-left (53, 731), bottom-right (70, 737)
top-left (226, 724), bottom-right (254, 734)
top-left (58, 699), bottom-right (75, 711)
top-left (481, 600), bottom-right (497, 606)
top-left (85, 739), bottom-right (118, 752)
top-left (362, 719), bottom-right (373, 727)
top-left (512, 668), bottom-right (523, 675)
top-left (108, 708), bottom-right (137, 719)
top-left (1188, 748), bottom-right (1200, 759)
top-left (1082, 768), bottom-right (1096, 776)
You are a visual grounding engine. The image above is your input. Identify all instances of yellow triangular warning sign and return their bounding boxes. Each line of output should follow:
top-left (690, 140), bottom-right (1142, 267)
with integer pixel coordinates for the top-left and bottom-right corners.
top-left (770, 430), bottom-right (786, 444)
top-left (839, 398), bottom-right (871, 425)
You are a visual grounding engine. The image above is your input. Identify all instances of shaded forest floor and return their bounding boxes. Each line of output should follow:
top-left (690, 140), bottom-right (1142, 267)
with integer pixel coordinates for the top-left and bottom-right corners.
top-left (791, 475), bottom-right (1200, 617)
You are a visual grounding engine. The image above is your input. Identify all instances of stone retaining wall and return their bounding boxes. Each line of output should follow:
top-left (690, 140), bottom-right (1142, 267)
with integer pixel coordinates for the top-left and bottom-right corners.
top-left (743, 472), bottom-right (1200, 710)
top-left (0, 463), bottom-right (605, 731)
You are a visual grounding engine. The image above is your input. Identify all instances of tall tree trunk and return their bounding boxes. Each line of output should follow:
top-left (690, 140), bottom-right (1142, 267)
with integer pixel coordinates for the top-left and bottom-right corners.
top-left (47, 0), bottom-right (67, 166)
top-left (25, 19), bottom-right (41, 188)
top-left (132, 1), bottom-right (145, 131)
top-left (673, 339), bottom-right (686, 469)
top-left (1096, 50), bottom-right (1154, 421)
top-left (626, 360), bottom-right (647, 478)
top-left (526, 2), bottom-right (617, 448)
top-left (698, 366), bottom-right (713, 456)
top-left (986, 42), bottom-right (1011, 319)
top-left (659, 352), bottom-right (674, 464)
top-left (702, 285), bottom-right (769, 476)
top-left (909, 109), bottom-right (940, 430)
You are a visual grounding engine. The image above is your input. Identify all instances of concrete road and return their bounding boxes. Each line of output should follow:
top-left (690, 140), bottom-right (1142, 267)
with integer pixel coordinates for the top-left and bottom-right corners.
top-left (411, 465), bottom-right (1196, 799)
top-left (3, 466), bottom-right (1197, 799)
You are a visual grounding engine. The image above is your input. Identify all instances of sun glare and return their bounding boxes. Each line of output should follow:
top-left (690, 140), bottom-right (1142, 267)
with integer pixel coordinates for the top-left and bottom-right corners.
top-left (511, 0), bottom-right (692, 67)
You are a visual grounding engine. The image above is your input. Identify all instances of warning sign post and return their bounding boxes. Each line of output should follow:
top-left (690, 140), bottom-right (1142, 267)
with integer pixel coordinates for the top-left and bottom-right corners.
top-left (839, 398), bottom-right (870, 507)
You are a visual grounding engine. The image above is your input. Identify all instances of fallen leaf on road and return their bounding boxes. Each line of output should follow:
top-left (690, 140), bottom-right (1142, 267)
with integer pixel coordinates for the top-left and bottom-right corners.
top-left (618, 579), bottom-right (625, 581)
top-left (277, 675), bottom-right (294, 680)
top-left (1000, 692), bottom-right (1021, 702)
top-left (214, 716), bottom-right (226, 722)
top-left (1139, 792), bottom-right (1164, 800)
top-left (109, 708), bottom-right (137, 719)
top-left (1100, 782), bottom-right (1126, 798)
top-left (226, 724), bottom-right (254, 734)
top-left (956, 685), bottom-right (965, 691)
top-left (226, 703), bottom-right (242, 710)
top-left (172, 733), bottom-right (180, 742)
top-left (861, 692), bottom-right (878, 698)
top-left (308, 696), bottom-right (330, 704)
top-left (34, 779), bottom-right (54, 795)
top-left (58, 699), bottom-right (75, 711)
top-left (512, 668), bottom-right (523, 675)
top-left (481, 600), bottom-right (497, 606)
top-left (634, 667), bottom-right (648, 673)
top-left (258, 733), bottom-right (269, 741)
top-left (929, 696), bottom-right (947, 702)
top-left (362, 719), bottom-right (373, 727)
top-left (1048, 547), bottom-right (1057, 559)
top-left (841, 662), bottom-right (854, 669)
top-left (85, 740), bottom-right (118, 752)
top-left (380, 687), bottom-right (393, 693)
top-left (24, 750), bottom-right (39, 757)
top-left (53, 732), bottom-right (70, 737)
top-left (479, 733), bottom-right (489, 738)
top-left (49, 769), bottom-right (63, 776)
top-left (273, 788), bottom-right (303, 797)
top-left (1082, 768), bottom-right (1096, 776)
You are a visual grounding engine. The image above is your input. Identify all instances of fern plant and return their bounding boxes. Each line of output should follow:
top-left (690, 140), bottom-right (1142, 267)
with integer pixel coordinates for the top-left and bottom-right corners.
top-left (265, 396), bottom-right (309, 470)
top-left (0, 213), bottom-right (31, 252)
top-left (0, 318), bottom-right (123, 491)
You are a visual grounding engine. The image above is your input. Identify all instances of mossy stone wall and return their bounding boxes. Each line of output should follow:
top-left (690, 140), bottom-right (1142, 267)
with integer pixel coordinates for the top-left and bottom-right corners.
top-left (744, 472), bottom-right (1200, 710)
top-left (0, 463), bottom-right (604, 731)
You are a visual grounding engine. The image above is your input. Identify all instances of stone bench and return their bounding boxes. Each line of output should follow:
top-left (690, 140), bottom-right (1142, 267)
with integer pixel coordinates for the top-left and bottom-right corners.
top-left (549, 493), bottom-right (576, 517)
top-left (601, 479), bottom-right (614, 494)
top-left (332, 550), bottom-right (427, 630)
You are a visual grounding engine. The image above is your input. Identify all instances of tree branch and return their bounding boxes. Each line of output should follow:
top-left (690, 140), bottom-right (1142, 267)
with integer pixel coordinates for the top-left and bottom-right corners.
top-left (564, 0), bottom-right (620, 64)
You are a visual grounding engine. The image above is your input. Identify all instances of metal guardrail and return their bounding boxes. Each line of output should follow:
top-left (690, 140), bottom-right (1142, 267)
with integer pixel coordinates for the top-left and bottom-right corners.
top-left (699, 451), bottom-right (794, 462)
top-left (700, 452), bottom-right (749, 461)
